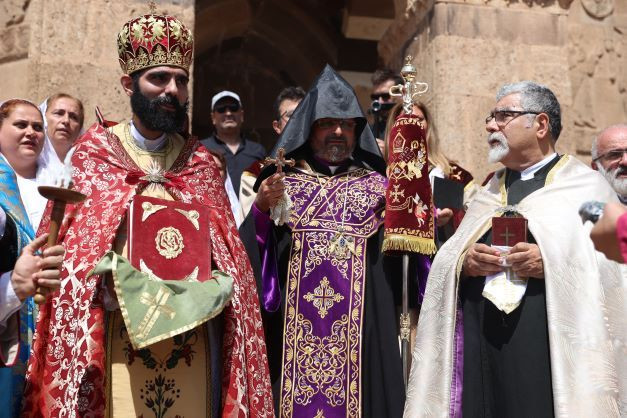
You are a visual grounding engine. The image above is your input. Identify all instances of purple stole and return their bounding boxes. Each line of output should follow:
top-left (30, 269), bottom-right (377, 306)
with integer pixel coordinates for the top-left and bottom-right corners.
top-left (280, 167), bottom-right (386, 417)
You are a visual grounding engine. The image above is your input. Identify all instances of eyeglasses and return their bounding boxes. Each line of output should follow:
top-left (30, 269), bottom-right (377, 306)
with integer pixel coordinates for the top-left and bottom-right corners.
top-left (593, 148), bottom-right (627, 164)
top-left (280, 110), bottom-right (294, 121)
top-left (315, 118), bottom-right (357, 130)
top-left (485, 110), bottom-right (541, 127)
top-left (214, 103), bottom-right (241, 113)
top-left (371, 93), bottom-right (391, 101)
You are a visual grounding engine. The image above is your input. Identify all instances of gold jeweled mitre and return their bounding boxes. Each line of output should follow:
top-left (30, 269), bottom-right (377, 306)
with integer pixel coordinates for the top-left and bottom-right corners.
top-left (117, 10), bottom-right (194, 75)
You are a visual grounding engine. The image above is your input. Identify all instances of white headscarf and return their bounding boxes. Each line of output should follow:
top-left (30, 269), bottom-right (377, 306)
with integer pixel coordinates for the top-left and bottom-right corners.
top-left (38, 98), bottom-right (65, 184)
top-left (37, 97), bottom-right (85, 184)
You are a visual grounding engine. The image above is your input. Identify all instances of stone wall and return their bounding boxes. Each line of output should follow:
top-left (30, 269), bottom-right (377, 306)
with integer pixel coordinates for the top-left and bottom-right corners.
top-left (1, 0), bottom-right (623, 181)
top-left (0, 0), bottom-right (195, 127)
top-left (379, 0), bottom-right (627, 182)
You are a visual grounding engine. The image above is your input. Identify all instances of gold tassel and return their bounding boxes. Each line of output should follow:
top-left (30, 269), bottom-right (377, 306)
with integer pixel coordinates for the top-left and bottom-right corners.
top-left (382, 234), bottom-right (437, 255)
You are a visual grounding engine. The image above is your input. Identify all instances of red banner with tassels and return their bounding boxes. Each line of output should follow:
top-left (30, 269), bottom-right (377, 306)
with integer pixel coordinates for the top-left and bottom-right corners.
top-left (383, 113), bottom-right (436, 255)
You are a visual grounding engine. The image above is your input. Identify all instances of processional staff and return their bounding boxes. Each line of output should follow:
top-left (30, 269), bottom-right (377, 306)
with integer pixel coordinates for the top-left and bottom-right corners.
top-left (383, 56), bottom-right (432, 388)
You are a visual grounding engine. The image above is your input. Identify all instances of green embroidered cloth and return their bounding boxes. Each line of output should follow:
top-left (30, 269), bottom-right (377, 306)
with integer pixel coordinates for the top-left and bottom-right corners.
top-left (90, 251), bottom-right (233, 349)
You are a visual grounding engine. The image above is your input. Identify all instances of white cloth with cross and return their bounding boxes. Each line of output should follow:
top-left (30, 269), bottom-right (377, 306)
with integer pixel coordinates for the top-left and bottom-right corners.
top-left (482, 244), bottom-right (527, 314)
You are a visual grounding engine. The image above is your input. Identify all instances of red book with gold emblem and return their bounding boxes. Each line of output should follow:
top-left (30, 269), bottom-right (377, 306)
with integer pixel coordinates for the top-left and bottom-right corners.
top-left (128, 195), bottom-right (211, 282)
top-left (492, 216), bottom-right (527, 246)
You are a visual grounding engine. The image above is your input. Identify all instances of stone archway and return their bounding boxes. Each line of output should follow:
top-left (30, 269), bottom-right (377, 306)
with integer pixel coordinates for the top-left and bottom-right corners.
top-left (192, 0), bottom-right (395, 150)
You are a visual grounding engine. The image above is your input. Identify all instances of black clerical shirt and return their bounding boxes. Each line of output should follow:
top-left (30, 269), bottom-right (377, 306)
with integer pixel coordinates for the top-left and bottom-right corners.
top-left (460, 155), bottom-right (561, 418)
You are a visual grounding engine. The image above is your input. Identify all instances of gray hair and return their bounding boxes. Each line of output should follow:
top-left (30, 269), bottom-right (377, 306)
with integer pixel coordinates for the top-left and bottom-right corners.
top-left (496, 81), bottom-right (562, 140)
top-left (591, 123), bottom-right (627, 160)
top-left (591, 136), bottom-right (599, 160)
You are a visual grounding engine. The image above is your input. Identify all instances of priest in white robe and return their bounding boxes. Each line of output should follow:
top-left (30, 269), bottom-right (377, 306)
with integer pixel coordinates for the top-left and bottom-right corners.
top-left (404, 81), bottom-right (626, 417)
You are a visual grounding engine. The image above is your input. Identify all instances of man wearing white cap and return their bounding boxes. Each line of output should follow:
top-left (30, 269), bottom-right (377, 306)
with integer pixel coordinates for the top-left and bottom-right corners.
top-left (201, 90), bottom-right (266, 195)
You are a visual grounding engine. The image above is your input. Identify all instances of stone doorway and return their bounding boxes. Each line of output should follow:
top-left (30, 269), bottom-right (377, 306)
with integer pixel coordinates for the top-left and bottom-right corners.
top-left (192, 0), bottom-right (395, 151)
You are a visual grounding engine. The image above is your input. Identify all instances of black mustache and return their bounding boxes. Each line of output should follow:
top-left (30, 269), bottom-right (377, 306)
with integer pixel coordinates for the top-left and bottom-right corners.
top-left (152, 94), bottom-right (183, 109)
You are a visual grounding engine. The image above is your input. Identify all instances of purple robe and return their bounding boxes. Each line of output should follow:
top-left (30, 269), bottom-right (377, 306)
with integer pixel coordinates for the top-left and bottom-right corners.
top-left (258, 167), bottom-right (388, 416)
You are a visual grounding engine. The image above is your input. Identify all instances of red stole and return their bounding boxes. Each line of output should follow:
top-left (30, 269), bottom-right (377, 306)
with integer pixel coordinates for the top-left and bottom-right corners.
top-left (21, 123), bottom-right (273, 417)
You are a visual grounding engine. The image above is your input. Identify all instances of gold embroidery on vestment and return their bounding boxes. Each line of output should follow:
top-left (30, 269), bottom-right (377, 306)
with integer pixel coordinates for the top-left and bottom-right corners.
top-left (293, 314), bottom-right (349, 406)
top-left (304, 277), bottom-right (344, 318)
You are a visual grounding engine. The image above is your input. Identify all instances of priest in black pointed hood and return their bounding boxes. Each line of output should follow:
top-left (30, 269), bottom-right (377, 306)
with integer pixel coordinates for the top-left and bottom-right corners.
top-left (239, 65), bottom-right (405, 417)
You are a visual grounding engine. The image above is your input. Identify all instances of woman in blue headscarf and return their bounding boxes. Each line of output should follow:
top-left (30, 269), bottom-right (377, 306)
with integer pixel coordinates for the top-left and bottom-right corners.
top-left (0, 98), bottom-right (64, 416)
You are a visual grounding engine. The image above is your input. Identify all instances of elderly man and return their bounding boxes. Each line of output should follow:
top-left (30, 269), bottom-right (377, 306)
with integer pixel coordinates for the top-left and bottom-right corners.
top-left (201, 90), bottom-right (266, 196)
top-left (591, 124), bottom-right (627, 202)
top-left (22, 10), bottom-right (272, 417)
top-left (240, 65), bottom-right (405, 417)
top-left (404, 81), bottom-right (625, 417)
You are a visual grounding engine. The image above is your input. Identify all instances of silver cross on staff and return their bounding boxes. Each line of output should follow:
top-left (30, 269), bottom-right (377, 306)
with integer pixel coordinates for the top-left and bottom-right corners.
top-left (264, 147), bottom-right (295, 173)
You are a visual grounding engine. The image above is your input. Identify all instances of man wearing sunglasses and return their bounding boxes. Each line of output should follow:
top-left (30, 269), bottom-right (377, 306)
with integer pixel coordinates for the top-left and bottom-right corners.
top-left (591, 124), bottom-right (627, 202)
top-left (370, 68), bottom-right (402, 152)
top-left (201, 90), bottom-right (266, 197)
top-left (405, 81), bottom-right (625, 418)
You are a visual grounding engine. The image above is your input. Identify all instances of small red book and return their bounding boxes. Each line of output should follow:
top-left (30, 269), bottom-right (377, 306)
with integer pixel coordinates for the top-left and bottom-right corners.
top-left (128, 195), bottom-right (211, 282)
top-left (492, 216), bottom-right (527, 246)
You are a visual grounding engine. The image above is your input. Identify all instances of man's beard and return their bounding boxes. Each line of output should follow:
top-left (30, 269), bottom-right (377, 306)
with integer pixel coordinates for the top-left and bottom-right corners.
top-left (130, 86), bottom-right (188, 134)
top-left (487, 132), bottom-right (510, 163)
top-left (597, 164), bottom-right (627, 197)
top-left (315, 136), bottom-right (354, 164)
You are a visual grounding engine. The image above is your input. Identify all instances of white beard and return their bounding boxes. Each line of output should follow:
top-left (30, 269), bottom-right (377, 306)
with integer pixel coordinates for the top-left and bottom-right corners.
top-left (597, 164), bottom-right (627, 198)
top-left (487, 133), bottom-right (510, 164)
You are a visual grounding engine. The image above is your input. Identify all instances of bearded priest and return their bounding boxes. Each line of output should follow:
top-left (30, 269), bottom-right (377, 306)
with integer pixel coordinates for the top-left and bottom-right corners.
top-left (404, 81), bottom-right (626, 417)
top-left (21, 11), bottom-right (273, 417)
top-left (239, 65), bottom-right (406, 417)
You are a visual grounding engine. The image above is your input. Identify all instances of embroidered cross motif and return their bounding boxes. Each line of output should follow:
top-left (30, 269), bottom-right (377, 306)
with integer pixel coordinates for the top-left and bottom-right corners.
top-left (136, 287), bottom-right (176, 339)
top-left (304, 277), bottom-right (344, 319)
top-left (390, 184), bottom-right (405, 203)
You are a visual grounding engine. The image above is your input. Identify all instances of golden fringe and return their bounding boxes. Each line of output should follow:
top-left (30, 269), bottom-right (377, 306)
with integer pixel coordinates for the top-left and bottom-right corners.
top-left (382, 234), bottom-right (437, 255)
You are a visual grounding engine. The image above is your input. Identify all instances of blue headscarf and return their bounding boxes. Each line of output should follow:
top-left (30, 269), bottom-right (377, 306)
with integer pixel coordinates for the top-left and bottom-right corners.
top-left (0, 155), bottom-right (36, 417)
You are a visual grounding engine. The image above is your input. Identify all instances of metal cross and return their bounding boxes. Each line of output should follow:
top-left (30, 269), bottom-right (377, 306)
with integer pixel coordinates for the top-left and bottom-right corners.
top-left (500, 227), bottom-right (515, 246)
top-left (136, 287), bottom-right (176, 340)
top-left (264, 147), bottom-right (295, 173)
